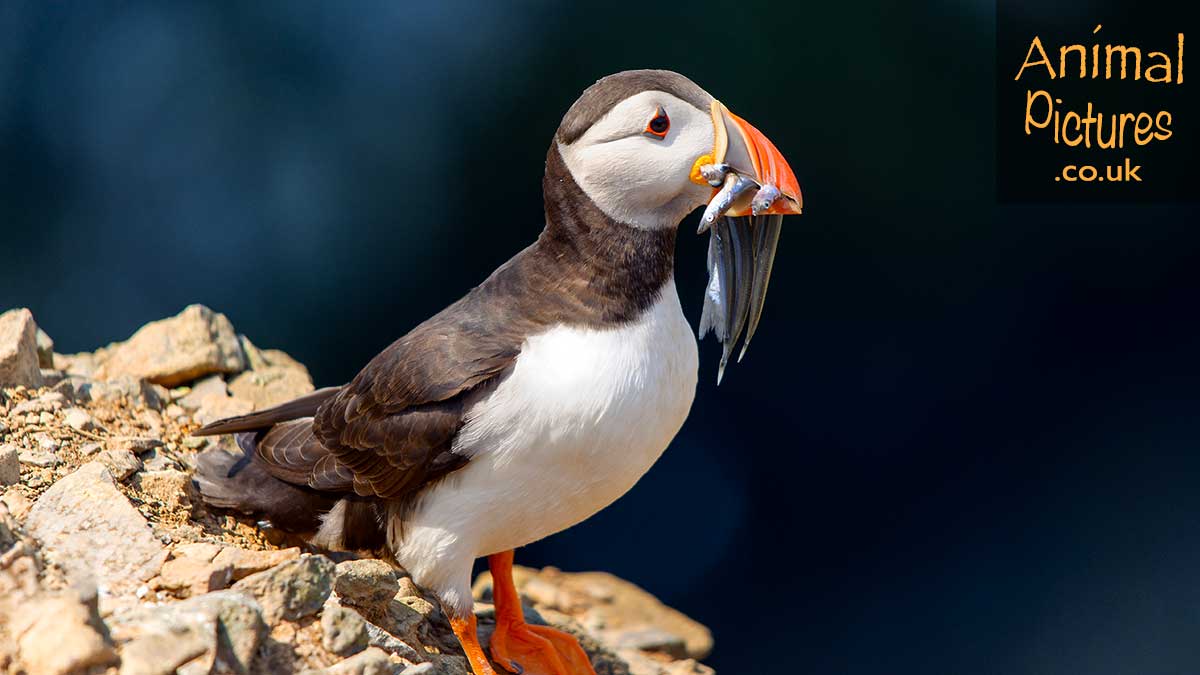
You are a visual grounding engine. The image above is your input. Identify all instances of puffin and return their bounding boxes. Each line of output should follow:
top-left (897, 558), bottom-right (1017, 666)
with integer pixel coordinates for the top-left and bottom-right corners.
top-left (193, 69), bottom-right (801, 675)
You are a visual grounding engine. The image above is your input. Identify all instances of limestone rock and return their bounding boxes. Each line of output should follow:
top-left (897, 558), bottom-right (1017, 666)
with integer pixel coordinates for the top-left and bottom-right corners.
top-left (322, 603), bottom-right (370, 656)
top-left (110, 590), bottom-right (265, 675)
top-left (212, 545), bottom-right (301, 581)
top-left (233, 554), bottom-right (335, 623)
top-left (97, 448), bottom-right (142, 481)
top-left (78, 376), bottom-right (167, 410)
top-left (0, 443), bottom-right (19, 486)
top-left (335, 558), bottom-right (399, 608)
top-left (133, 469), bottom-right (195, 512)
top-left (301, 647), bottom-right (393, 675)
top-left (155, 555), bottom-right (233, 597)
top-left (8, 590), bottom-right (118, 675)
top-left (24, 462), bottom-right (168, 598)
top-left (0, 308), bottom-right (43, 388)
top-left (228, 365), bottom-right (314, 409)
top-left (62, 406), bottom-right (98, 431)
top-left (95, 304), bottom-right (246, 387)
top-left (34, 327), bottom-right (54, 369)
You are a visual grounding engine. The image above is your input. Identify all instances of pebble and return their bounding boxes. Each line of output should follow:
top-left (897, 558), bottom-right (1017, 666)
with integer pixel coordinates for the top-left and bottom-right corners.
top-left (19, 449), bottom-right (58, 468)
top-left (0, 444), bottom-right (19, 485)
top-left (63, 407), bottom-right (97, 431)
top-left (233, 554), bottom-right (335, 623)
top-left (97, 448), bottom-right (141, 481)
top-left (334, 559), bottom-right (399, 608)
top-left (322, 604), bottom-right (370, 656)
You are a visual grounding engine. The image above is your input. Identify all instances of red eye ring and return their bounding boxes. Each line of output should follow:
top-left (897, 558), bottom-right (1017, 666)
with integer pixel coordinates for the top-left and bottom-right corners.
top-left (644, 106), bottom-right (670, 138)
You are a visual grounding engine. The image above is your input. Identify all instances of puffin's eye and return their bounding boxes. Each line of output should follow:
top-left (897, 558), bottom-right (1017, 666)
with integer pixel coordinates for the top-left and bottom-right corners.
top-left (644, 107), bottom-right (670, 138)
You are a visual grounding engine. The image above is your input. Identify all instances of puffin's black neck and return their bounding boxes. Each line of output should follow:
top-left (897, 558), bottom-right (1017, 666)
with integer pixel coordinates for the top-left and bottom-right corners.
top-left (534, 144), bottom-right (676, 321)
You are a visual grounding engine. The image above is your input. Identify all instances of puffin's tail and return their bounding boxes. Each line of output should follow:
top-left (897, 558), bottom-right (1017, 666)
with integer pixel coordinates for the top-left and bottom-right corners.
top-left (191, 387), bottom-right (344, 536)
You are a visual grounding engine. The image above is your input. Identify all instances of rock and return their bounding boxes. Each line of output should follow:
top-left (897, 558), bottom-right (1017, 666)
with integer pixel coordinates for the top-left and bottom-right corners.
top-left (212, 545), bottom-right (301, 581)
top-left (110, 590), bottom-right (265, 675)
top-left (302, 647), bottom-right (393, 675)
top-left (33, 431), bottom-right (60, 453)
top-left (233, 554), bottom-right (335, 623)
top-left (79, 376), bottom-right (167, 410)
top-left (619, 650), bottom-right (714, 675)
top-left (24, 462), bottom-right (168, 598)
top-left (173, 541), bottom-right (223, 562)
top-left (133, 469), bottom-right (195, 512)
top-left (175, 374), bottom-right (255, 425)
top-left (0, 443), bottom-right (19, 485)
top-left (34, 327), bottom-right (54, 369)
top-left (606, 628), bottom-right (688, 660)
top-left (8, 590), bottom-right (118, 675)
top-left (322, 604), bottom-right (370, 656)
top-left (0, 308), bottom-right (43, 388)
top-left (62, 406), bottom-right (98, 431)
top-left (401, 664), bottom-right (436, 675)
top-left (18, 449), bottom-right (58, 468)
top-left (155, 555), bottom-right (232, 597)
top-left (109, 436), bottom-right (164, 454)
top-left (228, 365), bottom-right (314, 409)
top-left (362, 621), bottom-right (422, 661)
top-left (95, 304), bottom-right (246, 387)
top-left (177, 374), bottom-right (228, 410)
top-left (335, 558), bottom-right (399, 608)
top-left (79, 441), bottom-right (103, 456)
top-left (97, 448), bottom-right (142, 481)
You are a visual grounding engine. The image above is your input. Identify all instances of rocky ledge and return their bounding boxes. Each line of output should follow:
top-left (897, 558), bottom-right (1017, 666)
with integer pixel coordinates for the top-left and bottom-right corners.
top-left (0, 306), bottom-right (714, 675)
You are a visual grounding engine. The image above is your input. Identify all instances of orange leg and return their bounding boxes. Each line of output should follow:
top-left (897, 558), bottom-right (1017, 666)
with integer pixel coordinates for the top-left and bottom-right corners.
top-left (451, 614), bottom-right (498, 675)
top-left (487, 550), bottom-right (596, 675)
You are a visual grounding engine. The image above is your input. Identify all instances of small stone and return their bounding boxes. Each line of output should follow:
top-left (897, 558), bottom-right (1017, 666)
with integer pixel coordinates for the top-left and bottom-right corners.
top-left (97, 449), bottom-right (142, 481)
top-left (605, 627), bottom-right (689, 660)
top-left (174, 541), bottom-right (223, 562)
top-left (110, 590), bottom-right (265, 675)
top-left (0, 308), bottom-right (43, 388)
top-left (24, 462), bottom-right (168, 598)
top-left (228, 365), bottom-right (314, 409)
top-left (18, 449), bottom-right (58, 468)
top-left (34, 431), bottom-right (60, 452)
top-left (77, 376), bottom-right (168, 411)
top-left (0, 444), bottom-right (19, 486)
top-left (108, 436), bottom-right (164, 454)
top-left (34, 327), bottom-right (54, 369)
top-left (322, 604), bottom-right (369, 656)
top-left (156, 555), bottom-right (233, 598)
top-left (303, 647), bottom-right (393, 675)
top-left (233, 554), bottom-right (335, 623)
top-left (140, 448), bottom-right (179, 472)
top-left (79, 442), bottom-right (103, 456)
top-left (37, 411), bottom-right (54, 425)
top-left (212, 545), bottom-right (301, 581)
top-left (178, 374), bottom-right (228, 410)
top-left (95, 304), bottom-right (246, 387)
top-left (134, 470), bottom-right (195, 512)
top-left (1, 487), bottom-right (31, 519)
top-left (7, 590), bottom-right (117, 675)
top-left (402, 664), bottom-right (436, 675)
top-left (334, 559), bottom-right (399, 608)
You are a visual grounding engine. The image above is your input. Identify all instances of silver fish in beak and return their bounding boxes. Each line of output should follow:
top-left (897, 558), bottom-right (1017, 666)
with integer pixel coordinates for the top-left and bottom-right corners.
top-left (693, 100), bottom-right (802, 383)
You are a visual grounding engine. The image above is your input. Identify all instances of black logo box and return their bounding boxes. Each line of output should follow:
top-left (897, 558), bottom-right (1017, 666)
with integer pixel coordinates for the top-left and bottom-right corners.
top-left (996, 0), bottom-right (1196, 202)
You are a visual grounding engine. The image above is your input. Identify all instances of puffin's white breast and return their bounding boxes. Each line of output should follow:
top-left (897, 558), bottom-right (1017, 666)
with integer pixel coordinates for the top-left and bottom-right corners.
top-left (394, 280), bottom-right (697, 584)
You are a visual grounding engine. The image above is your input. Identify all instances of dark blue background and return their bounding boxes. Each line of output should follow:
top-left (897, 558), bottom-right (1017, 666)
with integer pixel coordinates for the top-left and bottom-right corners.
top-left (2, 2), bottom-right (1199, 673)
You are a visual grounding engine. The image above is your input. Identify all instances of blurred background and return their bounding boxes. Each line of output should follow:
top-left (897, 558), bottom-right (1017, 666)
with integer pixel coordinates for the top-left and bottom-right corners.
top-left (2, 2), bottom-right (1199, 673)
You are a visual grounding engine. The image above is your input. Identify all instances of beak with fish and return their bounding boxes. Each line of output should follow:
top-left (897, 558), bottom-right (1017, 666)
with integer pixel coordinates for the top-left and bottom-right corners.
top-left (692, 100), bottom-right (803, 383)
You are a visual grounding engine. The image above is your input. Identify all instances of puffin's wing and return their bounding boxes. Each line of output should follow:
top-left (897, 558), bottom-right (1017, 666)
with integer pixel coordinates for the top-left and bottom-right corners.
top-left (304, 293), bottom-right (523, 500)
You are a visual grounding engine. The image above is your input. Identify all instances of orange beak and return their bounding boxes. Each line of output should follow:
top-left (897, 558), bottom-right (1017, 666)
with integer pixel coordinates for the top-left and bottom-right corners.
top-left (704, 100), bottom-right (803, 216)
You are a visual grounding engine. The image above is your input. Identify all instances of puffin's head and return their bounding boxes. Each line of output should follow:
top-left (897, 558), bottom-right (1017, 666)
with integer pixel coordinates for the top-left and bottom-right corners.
top-left (556, 69), bottom-right (802, 230)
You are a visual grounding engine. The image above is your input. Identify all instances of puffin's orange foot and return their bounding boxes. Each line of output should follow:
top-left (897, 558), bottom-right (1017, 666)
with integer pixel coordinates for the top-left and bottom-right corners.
top-left (490, 621), bottom-right (596, 675)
